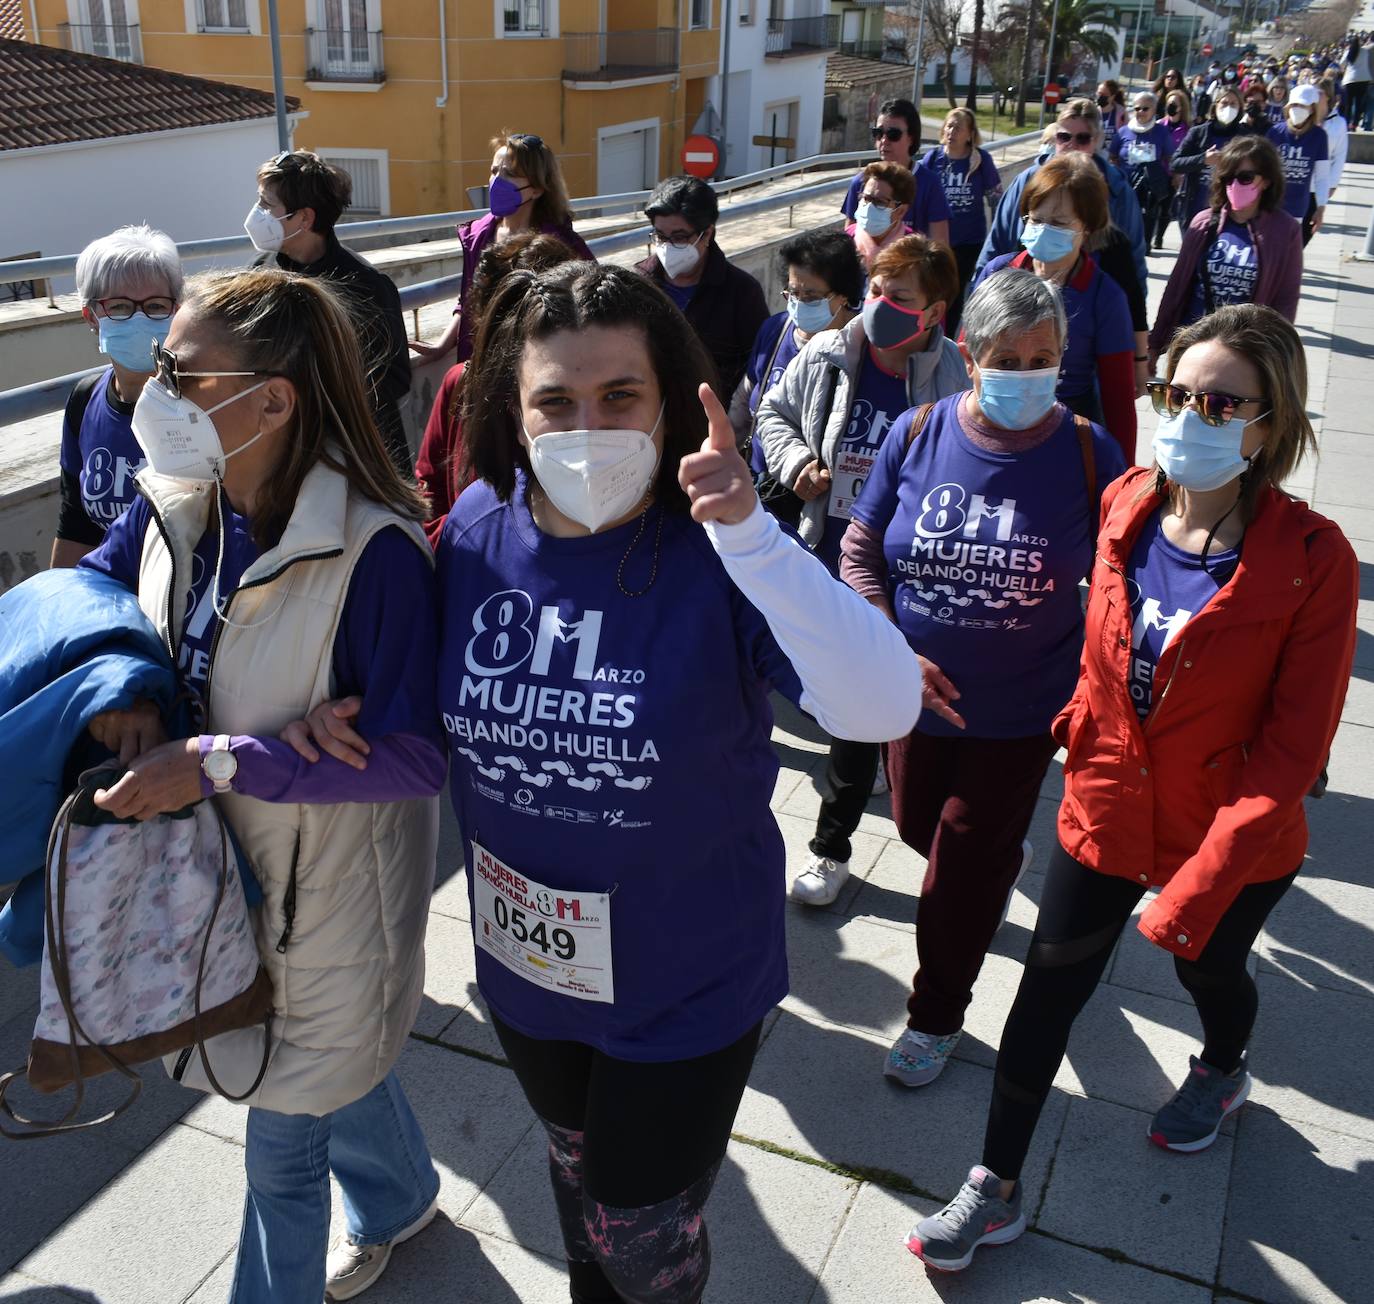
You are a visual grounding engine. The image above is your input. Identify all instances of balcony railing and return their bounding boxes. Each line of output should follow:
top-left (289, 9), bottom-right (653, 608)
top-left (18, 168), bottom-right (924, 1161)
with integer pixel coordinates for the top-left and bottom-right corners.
top-left (562, 28), bottom-right (680, 82)
top-left (59, 21), bottom-right (142, 63)
top-left (195, 0), bottom-right (250, 31)
top-left (837, 39), bottom-right (909, 64)
top-left (306, 27), bottom-right (385, 83)
top-left (765, 15), bottom-right (839, 58)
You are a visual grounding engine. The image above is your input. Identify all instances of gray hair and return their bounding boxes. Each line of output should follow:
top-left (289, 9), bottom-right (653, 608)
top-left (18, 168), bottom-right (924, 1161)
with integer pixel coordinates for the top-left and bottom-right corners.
top-left (962, 268), bottom-right (1067, 362)
top-left (1133, 90), bottom-right (1158, 108)
top-left (74, 224), bottom-right (183, 305)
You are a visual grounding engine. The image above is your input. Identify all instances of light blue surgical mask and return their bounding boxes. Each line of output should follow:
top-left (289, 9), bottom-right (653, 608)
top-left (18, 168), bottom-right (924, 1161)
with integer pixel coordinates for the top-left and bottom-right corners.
top-left (787, 295), bottom-right (836, 334)
top-left (1021, 220), bottom-right (1080, 263)
top-left (855, 199), bottom-right (895, 236)
top-left (1152, 406), bottom-right (1267, 491)
top-left (977, 366), bottom-right (1061, 430)
top-left (97, 312), bottom-right (171, 373)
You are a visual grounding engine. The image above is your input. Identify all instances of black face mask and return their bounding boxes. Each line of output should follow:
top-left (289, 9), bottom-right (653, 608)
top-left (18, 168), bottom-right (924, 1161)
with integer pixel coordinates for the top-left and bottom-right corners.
top-left (1097, 95), bottom-right (1110, 108)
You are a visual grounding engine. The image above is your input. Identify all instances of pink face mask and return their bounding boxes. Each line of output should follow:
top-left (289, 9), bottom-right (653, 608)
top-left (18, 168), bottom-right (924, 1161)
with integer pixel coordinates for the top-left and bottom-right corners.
top-left (1226, 177), bottom-right (1263, 211)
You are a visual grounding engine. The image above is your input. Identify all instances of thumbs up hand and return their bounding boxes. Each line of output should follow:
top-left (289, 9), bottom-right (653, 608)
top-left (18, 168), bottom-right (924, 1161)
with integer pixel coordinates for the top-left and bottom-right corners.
top-left (679, 382), bottom-right (759, 526)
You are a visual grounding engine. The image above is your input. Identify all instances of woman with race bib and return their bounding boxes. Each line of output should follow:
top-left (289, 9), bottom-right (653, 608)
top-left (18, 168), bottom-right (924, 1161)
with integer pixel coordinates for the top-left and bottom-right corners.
top-left (755, 236), bottom-right (969, 907)
top-left (839, 268), bottom-right (1124, 1090)
top-left (295, 262), bottom-right (921, 1302)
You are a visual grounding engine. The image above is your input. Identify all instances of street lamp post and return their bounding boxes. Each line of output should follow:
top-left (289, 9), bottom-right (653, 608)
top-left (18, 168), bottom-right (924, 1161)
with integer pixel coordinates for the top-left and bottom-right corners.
top-left (267, 0), bottom-right (289, 151)
top-left (910, 0), bottom-right (928, 110)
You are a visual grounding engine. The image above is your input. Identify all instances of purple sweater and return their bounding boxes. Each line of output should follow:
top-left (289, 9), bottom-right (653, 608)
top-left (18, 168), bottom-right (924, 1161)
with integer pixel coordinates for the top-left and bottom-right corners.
top-left (1149, 205), bottom-right (1303, 355)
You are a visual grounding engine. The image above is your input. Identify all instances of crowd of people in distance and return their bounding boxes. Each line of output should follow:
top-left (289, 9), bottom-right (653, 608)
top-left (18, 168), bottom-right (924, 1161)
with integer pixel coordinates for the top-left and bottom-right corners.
top-left (8, 39), bottom-right (1365, 1295)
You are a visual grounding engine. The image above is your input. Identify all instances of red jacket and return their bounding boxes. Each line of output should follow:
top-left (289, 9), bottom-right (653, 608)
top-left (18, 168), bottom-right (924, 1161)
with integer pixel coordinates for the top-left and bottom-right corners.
top-left (415, 363), bottom-right (470, 547)
top-left (1055, 469), bottom-right (1357, 958)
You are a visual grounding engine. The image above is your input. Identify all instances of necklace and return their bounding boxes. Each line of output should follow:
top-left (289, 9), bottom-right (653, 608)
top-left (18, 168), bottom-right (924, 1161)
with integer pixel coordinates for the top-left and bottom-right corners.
top-left (617, 500), bottom-right (664, 598)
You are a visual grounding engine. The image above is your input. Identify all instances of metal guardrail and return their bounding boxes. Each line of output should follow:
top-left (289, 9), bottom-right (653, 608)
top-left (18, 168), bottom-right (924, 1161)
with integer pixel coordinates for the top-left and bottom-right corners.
top-left (0, 131), bottom-right (1043, 429)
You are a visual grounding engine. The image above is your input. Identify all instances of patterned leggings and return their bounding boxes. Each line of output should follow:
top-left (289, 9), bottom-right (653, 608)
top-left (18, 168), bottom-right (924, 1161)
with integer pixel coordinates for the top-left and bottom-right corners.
top-left (492, 1014), bottom-right (761, 1303)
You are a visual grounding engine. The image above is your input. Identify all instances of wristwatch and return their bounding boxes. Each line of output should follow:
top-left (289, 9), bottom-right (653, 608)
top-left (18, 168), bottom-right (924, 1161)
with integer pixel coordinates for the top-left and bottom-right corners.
top-left (202, 734), bottom-right (238, 795)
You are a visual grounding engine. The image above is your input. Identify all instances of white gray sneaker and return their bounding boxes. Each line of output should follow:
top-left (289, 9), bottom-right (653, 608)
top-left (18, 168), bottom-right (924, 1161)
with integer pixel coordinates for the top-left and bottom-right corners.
top-left (326, 1198), bottom-right (439, 1300)
top-left (789, 853), bottom-right (849, 906)
top-left (999, 840), bottom-right (1034, 928)
top-left (906, 1165), bottom-right (1024, 1271)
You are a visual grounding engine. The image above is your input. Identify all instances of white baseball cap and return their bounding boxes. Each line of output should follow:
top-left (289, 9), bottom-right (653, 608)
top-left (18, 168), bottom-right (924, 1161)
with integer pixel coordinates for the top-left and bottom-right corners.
top-left (1288, 84), bottom-right (1320, 107)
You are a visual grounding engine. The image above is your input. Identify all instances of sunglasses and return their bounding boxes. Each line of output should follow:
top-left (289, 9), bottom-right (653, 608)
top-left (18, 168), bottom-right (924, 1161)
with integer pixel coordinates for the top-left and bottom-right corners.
top-left (871, 126), bottom-right (906, 142)
top-left (508, 133), bottom-right (545, 150)
top-left (151, 340), bottom-right (265, 402)
top-left (1056, 130), bottom-right (1095, 145)
top-left (96, 295), bottom-right (176, 322)
top-left (1147, 381), bottom-right (1265, 426)
top-left (1228, 169), bottom-right (1259, 185)
top-left (1133, 105), bottom-right (1154, 114)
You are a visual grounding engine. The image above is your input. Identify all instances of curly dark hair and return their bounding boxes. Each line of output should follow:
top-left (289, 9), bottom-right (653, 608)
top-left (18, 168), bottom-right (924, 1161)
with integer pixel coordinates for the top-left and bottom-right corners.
top-left (1208, 136), bottom-right (1285, 214)
top-left (461, 262), bottom-right (717, 511)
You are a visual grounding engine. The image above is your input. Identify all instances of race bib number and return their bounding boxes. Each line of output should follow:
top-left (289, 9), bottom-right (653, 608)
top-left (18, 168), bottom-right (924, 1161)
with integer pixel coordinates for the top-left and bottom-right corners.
top-left (828, 448), bottom-right (878, 520)
top-left (471, 841), bottom-right (614, 1003)
top-left (1127, 141), bottom-right (1157, 164)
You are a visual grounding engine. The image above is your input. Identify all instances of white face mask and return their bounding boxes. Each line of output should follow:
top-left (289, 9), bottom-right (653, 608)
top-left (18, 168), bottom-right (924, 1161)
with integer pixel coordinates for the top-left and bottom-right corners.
top-left (523, 406), bottom-right (664, 533)
top-left (655, 236), bottom-right (702, 279)
top-left (244, 203), bottom-right (299, 254)
top-left (1287, 105), bottom-right (1312, 125)
top-left (131, 377), bottom-right (268, 483)
top-left (1216, 104), bottom-right (1240, 124)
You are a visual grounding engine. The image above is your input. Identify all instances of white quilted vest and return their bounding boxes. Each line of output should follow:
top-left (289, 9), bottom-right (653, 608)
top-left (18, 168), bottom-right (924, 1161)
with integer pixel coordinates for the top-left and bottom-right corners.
top-left (135, 460), bottom-right (439, 1115)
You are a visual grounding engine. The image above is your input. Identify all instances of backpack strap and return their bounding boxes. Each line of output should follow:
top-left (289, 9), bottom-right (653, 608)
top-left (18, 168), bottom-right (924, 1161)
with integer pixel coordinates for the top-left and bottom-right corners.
top-left (904, 401), bottom-right (937, 450)
top-left (746, 320), bottom-right (794, 458)
top-left (63, 371), bottom-right (103, 440)
top-left (814, 362), bottom-right (844, 470)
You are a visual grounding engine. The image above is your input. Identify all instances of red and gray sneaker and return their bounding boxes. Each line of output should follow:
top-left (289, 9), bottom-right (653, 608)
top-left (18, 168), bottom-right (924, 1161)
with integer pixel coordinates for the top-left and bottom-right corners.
top-left (905, 1165), bottom-right (1024, 1272)
top-left (1149, 1055), bottom-right (1251, 1152)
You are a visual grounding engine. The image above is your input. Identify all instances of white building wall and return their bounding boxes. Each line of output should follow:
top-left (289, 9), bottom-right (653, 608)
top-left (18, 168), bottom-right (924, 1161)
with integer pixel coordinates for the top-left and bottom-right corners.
top-left (0, 117), bottom-right (288, 297)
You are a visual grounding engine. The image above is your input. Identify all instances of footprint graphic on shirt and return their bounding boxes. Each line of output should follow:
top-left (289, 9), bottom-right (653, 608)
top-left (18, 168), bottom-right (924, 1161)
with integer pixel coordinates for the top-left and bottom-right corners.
top-left (614, 775), bottom-right (653, 792)
top-left (494, 755), bottom-right (526, 772)
top-left (476, 765), bottom-right (505, 782)
top-left (457, 748), bottom-right (484, 766)
top-left (541, 759), bottom-right (577, 777)
top-left (567, 776), bottom-right (602, 792)
top-left (518, 772), bottom-right (554, 788)
top-left (586, 762), bottom-right (624, 778)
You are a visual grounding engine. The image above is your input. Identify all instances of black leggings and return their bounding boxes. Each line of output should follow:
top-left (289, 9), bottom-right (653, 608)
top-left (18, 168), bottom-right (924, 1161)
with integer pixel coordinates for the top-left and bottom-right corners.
top-left (492, 1014), bottom-right (762, 1303)
top-left (981, 843), bottom-right (1297, 1180)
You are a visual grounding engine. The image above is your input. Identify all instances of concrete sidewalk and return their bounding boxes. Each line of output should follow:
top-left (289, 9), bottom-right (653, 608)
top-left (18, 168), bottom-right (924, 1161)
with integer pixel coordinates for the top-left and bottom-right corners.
top-left (3, 167), bottom-right (1373, 1304)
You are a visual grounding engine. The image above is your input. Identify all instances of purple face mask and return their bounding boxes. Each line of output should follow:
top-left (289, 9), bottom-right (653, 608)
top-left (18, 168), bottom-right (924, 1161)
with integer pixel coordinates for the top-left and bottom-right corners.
top-left (489, 175), bottom-right (528, 218)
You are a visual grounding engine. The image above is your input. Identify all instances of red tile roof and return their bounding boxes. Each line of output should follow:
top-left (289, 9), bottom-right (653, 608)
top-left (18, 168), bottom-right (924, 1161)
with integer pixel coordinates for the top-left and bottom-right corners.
top-left (0, 37), bottom-right (300, 151)
top-left (0, 2), bottom-right (24, 42)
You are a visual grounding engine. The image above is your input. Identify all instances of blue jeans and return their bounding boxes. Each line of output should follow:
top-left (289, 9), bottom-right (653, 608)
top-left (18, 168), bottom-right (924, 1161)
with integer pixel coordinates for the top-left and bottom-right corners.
top-left (230, 1071), bottom-right (440, 1304)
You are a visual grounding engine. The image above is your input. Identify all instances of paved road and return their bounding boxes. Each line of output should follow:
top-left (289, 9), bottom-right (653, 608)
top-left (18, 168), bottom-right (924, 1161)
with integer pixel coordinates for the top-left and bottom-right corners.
top-left (2, 159), bottom-right (1372, 1304)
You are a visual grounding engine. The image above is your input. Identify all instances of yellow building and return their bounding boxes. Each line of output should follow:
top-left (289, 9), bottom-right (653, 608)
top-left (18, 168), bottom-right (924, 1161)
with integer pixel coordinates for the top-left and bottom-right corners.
top-left (25, 1), bottom-right (725, 217)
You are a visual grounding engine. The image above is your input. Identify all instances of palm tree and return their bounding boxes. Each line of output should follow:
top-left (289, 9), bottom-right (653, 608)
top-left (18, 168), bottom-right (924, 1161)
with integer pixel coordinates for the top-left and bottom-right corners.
top-left (1000, 0), bottom-right (1119, 90)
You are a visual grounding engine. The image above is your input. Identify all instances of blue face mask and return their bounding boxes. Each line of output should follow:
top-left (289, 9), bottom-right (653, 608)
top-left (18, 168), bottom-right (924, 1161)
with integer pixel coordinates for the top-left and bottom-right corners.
top-left (977, 366), bottom-right (1061, 430)
top-left (1152, 406), bottom-right (1266, 491)
top-left (855, 199), bottom-right (896, 236)
top-left (787, 294), bottom-right (836, 334)
top-left (97, 312), bottom-right (171, 374)
top-left (1021, 220), bottom-right (1080, 263)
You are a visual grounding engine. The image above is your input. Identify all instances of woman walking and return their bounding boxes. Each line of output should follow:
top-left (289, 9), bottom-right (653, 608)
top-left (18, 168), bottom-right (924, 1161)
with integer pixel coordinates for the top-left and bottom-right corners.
top-left (908, 305), bottom-right (1357, 1272)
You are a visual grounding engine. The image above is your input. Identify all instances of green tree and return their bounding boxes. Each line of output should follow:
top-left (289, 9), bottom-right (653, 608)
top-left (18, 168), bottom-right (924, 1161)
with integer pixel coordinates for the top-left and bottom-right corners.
top-left (1001, 0), bottom-right (1120, 82)
top-left (965, 0), bottom-right (987, 109)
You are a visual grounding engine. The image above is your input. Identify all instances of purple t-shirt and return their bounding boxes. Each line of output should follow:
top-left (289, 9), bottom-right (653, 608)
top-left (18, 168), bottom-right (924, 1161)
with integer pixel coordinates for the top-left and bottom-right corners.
top-left (58, 368), bottom-right (145, 534)
top-left (851, 395), bottom-right (1125, 737)
top-left (1120, 120), bottom-right (1175, 181)
top-left (435, 477), bottom-right (804, 1060)
top-left (923, 147), bottom-right (1002, 247)
top-left (1267, 122), bottom-right (1329, 218)
top-left (661, 281), bottom-right (698, 313)
top-left (818, 350), bottom-right (910, 571)
top-left (745, 312), bottom-right (802, 474)
top-left (79, 496), bottom-right (445, 801)
top-left (1125, 510), bottom-right (1238, 719)
top-left (1186, 218), bottom-right (1259, 324)
top-left (974, 253), bottom-right (1134, 401)
top-left (842, 165), bottom-right (953, 234)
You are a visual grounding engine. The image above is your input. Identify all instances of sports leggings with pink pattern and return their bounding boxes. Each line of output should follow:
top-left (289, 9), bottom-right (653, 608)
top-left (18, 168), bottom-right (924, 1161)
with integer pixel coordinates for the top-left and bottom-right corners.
top-left (491, 1014), bottom-right (762, 1304)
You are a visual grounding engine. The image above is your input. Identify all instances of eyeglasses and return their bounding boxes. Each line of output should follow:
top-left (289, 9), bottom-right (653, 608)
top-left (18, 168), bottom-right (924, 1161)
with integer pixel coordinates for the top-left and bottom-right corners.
top-left (871, 126), bottom-right (906, 142)
top-left (859, 192), bottom-right (899, 209)
top-left (151, 340), bottom-right (265, 402)
top-left (1147, 381), bottom-right (1265, 426)
top-left (1056, 130), bottom-right (1095, 145)
top-left (782, 287), bottom-right (831, 305)
top-left (649, 227), bottom-right (703, 248)
top-left (95, 295), bottom-right (176, 321)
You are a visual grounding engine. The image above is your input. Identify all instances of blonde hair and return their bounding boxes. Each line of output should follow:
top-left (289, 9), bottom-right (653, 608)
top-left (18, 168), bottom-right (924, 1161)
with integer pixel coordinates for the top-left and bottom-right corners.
top-left (942, 108), bottom-right (985, 177)
top-left (1057, 97), bottom-right (1105, 140)
top-left (182, 269), bottom-right (425, 547)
